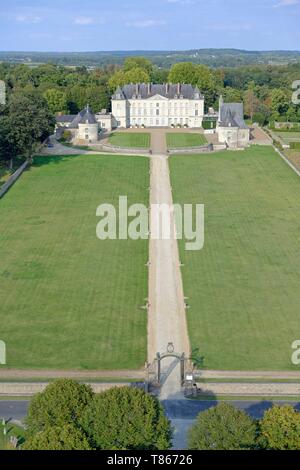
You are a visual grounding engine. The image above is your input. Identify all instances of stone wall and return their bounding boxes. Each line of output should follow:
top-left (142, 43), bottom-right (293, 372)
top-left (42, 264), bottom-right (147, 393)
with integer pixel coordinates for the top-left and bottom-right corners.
top-left (0, 160), bottom-right (29, 199)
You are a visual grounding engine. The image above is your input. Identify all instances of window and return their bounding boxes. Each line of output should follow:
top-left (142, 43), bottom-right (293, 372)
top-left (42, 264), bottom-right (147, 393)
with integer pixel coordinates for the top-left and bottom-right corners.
top-left (156, 109), bottom-right (159, 116)
top-left (156, 103), bottom-right (159, 107)
top-left (85, 134), bottom-right (89, 140)
top-left (195, 110), bottom-right (198, 116)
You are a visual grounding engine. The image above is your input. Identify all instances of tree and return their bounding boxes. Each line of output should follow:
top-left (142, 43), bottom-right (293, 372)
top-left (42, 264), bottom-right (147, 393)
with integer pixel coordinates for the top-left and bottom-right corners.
top-left (258, 405), bottom-right (300, 450)
top-left (108, 68), bottom-right (150, 92)
top-left (243, 87), bottom-right (260, 121)
top-left (81, 386), bottom-right (172, 450)
top-left (168, 62), bottom-right (197, 85)
top-left (25, 379), bottom-right (93, 437)
top-left (43, 88), bottom-right (67, 114)
top-left (0, 91), bottom-right (55, 169)
top-left (188, 403), bottom-right (256, 450)
top-left (24, 424), bottom-right (91, 450)
top-left (271, 89), bottom-right (289, 116)
top-left (123, 57), bottom-right (153, 75)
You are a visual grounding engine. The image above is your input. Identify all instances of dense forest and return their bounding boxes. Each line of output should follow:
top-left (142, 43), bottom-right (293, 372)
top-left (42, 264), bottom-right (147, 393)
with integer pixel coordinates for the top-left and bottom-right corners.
top-left (0, 55), bottom-right (300, 174)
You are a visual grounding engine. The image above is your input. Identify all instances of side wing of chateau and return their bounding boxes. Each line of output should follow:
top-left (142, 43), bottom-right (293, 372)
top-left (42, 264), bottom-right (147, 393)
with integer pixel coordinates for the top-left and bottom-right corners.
top-left (217, 96), bottom-right (250, 148)
top-left (111, 83), bottom-right (204, 128)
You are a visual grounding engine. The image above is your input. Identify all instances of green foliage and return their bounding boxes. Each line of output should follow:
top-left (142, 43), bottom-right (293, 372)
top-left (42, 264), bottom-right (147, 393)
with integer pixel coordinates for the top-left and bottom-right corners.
top-left (188, 403), bottom-right (256, 450)
top-left (0, 90), bottom-right (55, 167)
top-left (43, 88), bottom-right (67, 114)
top-left (259, 405), bottom-right (300, 450)
top-left (81, 387), bottom-right (172, 450)
top-left (24, 424), bottom-right (91, 450)
top-left (25, 379), bottom-right (93, 436)
top-left (108, 67), bottom-right (150, 92)
top-left (123, 57), bottom-right (153, 74)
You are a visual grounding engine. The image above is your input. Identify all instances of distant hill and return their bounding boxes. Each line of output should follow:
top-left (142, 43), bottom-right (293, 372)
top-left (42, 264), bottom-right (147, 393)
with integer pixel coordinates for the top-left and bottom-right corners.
top-left (1, 49), bottom-right (300, 68)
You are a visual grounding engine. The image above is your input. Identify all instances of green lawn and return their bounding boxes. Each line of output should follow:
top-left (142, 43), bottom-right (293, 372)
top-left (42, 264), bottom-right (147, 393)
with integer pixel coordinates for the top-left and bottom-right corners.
top-left (276, 131), bottom-right (300, 143)
top-left (108, 132), bottom-right (150, 148)
top-left (170, 146), bottom-right (300, 371)
top-left (0, 422), bottom-right (25, 450)
top-left (0, 154), bottom-right (149, 369)
top-left (167, 133), bottom-right (207, 148)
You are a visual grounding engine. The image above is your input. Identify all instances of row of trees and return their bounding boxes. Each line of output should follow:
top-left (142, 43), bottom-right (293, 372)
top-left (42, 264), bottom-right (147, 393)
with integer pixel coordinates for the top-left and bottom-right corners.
top-left (23, 380), bottom-right (171, 450)
top-left (1, 58), bottom-right (299, 123)
top-left (189, 402), bottom-right (300, 450)
top-left (19, 379), bottom-right (300, 450)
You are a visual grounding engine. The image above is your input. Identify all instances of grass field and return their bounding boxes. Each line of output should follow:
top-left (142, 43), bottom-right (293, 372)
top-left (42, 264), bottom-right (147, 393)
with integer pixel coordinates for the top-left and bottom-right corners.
top-left (0, 422), bottom-right (25, 450)
top-left (275, 131), bottom-right (300, 143)
top-left (108, 132), bottom-right (150, 148)
top-left (170, 146), bottom-right (300, 371)
top-left (0, 154), bottom-right (149, 369)
top-left (166, 132), bottom-right (207, 148)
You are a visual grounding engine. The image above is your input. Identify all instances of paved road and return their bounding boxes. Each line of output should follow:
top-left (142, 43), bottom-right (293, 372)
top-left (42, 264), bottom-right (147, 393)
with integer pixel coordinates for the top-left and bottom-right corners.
top-left (162, 398), bottom-right (300, 449)
top-left (0, 401), bottom-right (29, 421)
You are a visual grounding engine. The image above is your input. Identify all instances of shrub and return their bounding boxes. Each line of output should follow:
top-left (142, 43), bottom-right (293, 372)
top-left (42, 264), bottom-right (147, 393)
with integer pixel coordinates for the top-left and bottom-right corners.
top-left (25, 379), bottom-right (94, 436)
top-left (81, 386), bottom-right (172, 450)
top-left (188, 403), bottom-right (256, 450)
top-left (24, 424), bottom-right (91, 450)
top-left (258, 405), bottom-right (300, 450)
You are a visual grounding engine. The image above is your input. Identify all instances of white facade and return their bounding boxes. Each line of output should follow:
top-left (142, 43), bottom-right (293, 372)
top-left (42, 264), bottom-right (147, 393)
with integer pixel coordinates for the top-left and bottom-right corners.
top-left (112, 84), bottom-right (204, 129)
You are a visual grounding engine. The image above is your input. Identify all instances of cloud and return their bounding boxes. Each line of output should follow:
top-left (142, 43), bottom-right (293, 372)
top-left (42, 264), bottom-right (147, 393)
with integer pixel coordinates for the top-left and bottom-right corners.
top-left (274, 0), bottom-right (299, 7)
top-left (125, 19), bottom-right (166, 28)
top-left (74, 16), bottom-right (95, 25)
top-left (15, 14), bottom-right (42, 24)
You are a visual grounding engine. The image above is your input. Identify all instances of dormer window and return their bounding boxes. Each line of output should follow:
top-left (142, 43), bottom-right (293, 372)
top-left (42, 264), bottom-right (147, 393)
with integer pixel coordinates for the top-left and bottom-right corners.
top-left (138, 94), bottom-right (141, 99)
top-left (174, 94), bottom-right (178, 99)
top-left (132, 94), bottom-right (136, 99)
top-left (116, 94), bottom-right (121, 99)
top-left (180, 94), bottom-right (183, 99)
top-left (194, 93), bottom-right (200, 99)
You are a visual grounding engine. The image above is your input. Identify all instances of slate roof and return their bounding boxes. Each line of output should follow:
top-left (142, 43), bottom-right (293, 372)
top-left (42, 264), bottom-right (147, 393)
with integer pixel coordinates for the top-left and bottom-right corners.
top-left (56, 105), bottom-right (97, 128)
top-left (219, 103), bottom-right (248, 129)
top-left (112, 83), bottom-right (204, 100)
top-left (56, 115), bottom-right (77, 123)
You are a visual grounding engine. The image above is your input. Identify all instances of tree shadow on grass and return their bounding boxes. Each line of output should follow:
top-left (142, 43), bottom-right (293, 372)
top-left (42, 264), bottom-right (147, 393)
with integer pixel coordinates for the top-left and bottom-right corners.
top-left (32, 154), bottom-right (83, 168)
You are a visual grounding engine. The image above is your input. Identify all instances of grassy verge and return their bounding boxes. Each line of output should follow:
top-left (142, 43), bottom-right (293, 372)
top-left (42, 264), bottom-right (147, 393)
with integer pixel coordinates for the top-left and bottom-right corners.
top-left (109, 132), bottom-right (150, 148)
top-left (0, 154), bottom-right (149, 370)
top-left (167, 132), bottom-right (207, 148)
top-left (170, 146), bottom-right (300, 370)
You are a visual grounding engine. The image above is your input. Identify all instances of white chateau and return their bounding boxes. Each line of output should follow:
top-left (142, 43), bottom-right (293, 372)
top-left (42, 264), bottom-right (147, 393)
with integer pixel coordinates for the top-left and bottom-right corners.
top-left (111, 83), bottom-right (204, 128)
top-left (55, 87), bottom-right (250, 149)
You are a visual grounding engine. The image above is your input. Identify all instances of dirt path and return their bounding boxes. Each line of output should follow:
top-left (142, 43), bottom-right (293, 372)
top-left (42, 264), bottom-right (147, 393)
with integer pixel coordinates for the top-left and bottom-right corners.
top-left (0, 369), bottom-right (144, 379)
top-left (148, 154), bottom-right (190, 400)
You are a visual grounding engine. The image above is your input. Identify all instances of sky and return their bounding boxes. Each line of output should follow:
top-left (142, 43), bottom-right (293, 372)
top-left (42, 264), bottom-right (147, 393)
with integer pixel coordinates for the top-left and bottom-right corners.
top-left (0, 0), bottom-right (299, 52)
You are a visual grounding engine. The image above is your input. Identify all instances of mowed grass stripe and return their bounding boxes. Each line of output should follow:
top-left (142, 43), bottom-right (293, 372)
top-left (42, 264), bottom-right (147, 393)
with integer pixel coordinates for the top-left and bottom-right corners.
top-left (0, 154), bottom-right (149, 369)
top-left (108, 132), bottom-right (150, 148)
top-left (170, 146), bottom-right (300, 370)
top-left (166, 133), bottom-right (207, 148)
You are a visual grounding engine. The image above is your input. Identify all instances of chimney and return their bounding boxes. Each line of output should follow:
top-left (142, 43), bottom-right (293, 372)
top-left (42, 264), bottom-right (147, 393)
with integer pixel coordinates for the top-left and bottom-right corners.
top-left (148, 83), bottom-right (151, 95)
top-left (165, 83), bottom-right (169, 95)
top-left (136, 83), bottom-right (139, 96)
top-left (177, 83), bottom-right (181, 95)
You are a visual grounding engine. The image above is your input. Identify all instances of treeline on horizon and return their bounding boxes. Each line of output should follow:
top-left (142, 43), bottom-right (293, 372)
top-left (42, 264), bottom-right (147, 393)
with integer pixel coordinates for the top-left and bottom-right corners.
top-left (1, 49), bottom-right (300, 67)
